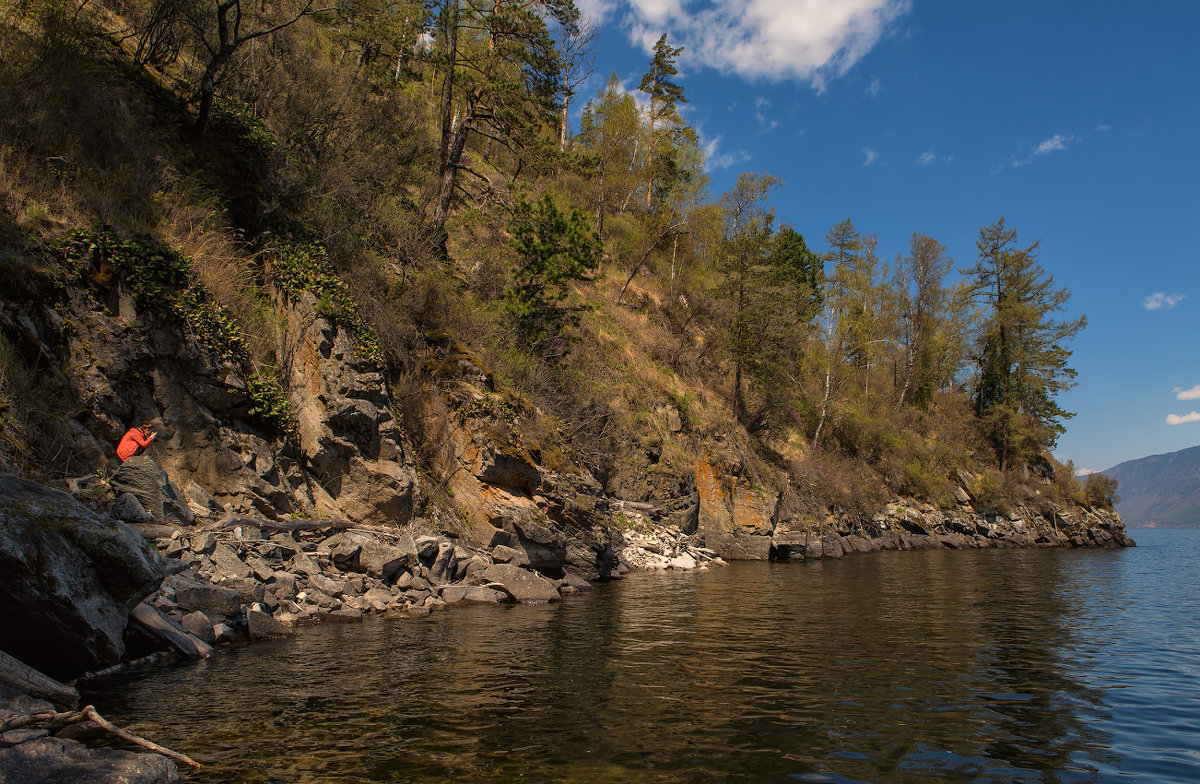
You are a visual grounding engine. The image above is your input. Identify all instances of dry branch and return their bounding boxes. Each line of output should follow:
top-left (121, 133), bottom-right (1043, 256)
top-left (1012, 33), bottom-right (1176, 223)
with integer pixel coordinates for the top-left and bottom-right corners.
top-left (0, 705), bottom-right (201, 769)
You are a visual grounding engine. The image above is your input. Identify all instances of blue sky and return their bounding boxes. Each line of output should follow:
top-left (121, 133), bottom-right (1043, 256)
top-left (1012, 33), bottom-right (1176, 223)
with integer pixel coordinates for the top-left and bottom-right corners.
top-left (571, 0), bottom-right (1200, 472)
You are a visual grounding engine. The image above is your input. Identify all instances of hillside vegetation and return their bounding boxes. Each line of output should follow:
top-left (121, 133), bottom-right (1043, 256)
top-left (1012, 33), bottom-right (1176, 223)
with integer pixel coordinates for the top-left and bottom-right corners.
top-left (0, 0), bottom-right (1115, 524)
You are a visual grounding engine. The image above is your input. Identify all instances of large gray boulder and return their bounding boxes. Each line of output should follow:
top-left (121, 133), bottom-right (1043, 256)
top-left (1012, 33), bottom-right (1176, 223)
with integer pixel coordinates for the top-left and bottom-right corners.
top-left (480, 564), bottom-right (560, 604)
top-left (0, 736), bottom-right (179, 784)
top-left (110, 455), bottom-right (194, 526)
top-left (0, 475), bottom-right (167, 679)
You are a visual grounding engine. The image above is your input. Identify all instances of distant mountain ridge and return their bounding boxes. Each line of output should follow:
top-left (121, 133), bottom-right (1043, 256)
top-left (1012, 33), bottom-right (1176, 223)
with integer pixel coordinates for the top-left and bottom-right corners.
top-left (1102, 445), bottom-right (1200, 528)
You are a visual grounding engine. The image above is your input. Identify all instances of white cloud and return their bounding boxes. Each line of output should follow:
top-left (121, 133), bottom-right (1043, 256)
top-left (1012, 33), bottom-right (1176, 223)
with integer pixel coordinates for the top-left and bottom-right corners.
top-left (1095, 124), bottom-right (1111, 132)
top-left (1175, 384), bottom-right (1200, 401)
top-left (1034, 133), bottom-right (1079, 156)
top-left (1167, 411), bottom-right (1200, 426)
top-left (1142, 292), bottom-right (1186, 311)
top-left (867, 75), bottom-right (882, 96)
top-left (621, 0), bottom-right (912, 88)
top-left (862, 147), bottom-right (879, 166)
top-left (754, 96), bottom-right (778, 132)
top-left (701, 132), bottom-right (751, 171)
top-left (577, 0), bottom-right (620, 24)
top-left (914, 150), bottom-right (952, 166)
top-left (1000, 131), bottom-right (1082, 170)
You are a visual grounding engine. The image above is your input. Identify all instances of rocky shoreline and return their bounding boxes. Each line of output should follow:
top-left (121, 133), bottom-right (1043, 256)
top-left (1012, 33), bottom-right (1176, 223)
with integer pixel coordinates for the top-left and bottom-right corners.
top-left (0, 465), bottom-right (1132, 783)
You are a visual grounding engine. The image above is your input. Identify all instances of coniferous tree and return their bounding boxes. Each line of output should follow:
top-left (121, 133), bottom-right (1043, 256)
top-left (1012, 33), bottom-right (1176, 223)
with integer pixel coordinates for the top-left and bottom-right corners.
top-left (638, 33), bottom-right (686, 212)
top-left (506, 193), bottom-right (601, 351)
top-left (963, 218), bottom-right (1086, 469)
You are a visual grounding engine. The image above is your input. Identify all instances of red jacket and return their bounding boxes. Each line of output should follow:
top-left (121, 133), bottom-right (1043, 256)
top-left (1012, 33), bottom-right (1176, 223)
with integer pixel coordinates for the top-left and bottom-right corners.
top-left (116, 428), bottom-right (154, 461)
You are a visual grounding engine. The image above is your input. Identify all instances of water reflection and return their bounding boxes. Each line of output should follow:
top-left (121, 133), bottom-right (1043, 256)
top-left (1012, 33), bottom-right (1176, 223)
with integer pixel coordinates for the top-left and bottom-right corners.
top-left (87, 540), bottom-right (1199, 783)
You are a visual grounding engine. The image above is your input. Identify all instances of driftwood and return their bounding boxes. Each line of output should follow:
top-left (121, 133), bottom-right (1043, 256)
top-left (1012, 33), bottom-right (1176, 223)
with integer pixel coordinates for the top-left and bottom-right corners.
top-left (129, 523), bottom-right (185, 540)
top-left (129, 603), bottom-right (216, 659)
top-left (0, 649), bottom-right (79, 710)
top-left (203, 515), bottom-right (353, 534)
top-left (76, 652), bottom-right (173, 683)
top-left (0, 705), bottom-right (201, 769)
top-left (609, 499), bottom-right (658, 514)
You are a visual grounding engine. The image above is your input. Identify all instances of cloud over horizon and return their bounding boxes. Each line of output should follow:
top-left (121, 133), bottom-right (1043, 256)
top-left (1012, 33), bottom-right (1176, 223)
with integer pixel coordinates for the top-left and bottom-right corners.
top-left (584, 0), bottom-right (911, 89)
top-left (1143, 292), bottom-right (1186, 311)
top-left (1166, 411), bottom-right (1200, 426)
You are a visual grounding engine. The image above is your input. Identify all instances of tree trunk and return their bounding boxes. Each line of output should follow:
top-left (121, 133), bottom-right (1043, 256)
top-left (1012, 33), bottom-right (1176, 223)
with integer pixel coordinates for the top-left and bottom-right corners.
top-left (437, 0), bottom-right (459, 177)
top-left (431, 93), bottom-right (475, 240)
top-left (645, 97), bottom-right (654, 211)
top-left (130, 602), bottom-right (217, 659)
top-left (814, 361), bottom-right (833, 446)
top-left (0, 649), bottom-right (79, 709)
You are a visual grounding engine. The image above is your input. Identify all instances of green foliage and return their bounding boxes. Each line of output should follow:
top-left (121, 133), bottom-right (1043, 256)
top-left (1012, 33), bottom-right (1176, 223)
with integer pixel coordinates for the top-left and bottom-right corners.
top-left (456, 395), bottom-right (519, 426)
top-left (505, 194), bottom-right (601, 350)
top-left (267, 235), bottom-right (384, 369)
top-left (59, 227), bottom-right (295, 434)
top-left (247, 371), bottom-right (295, 431)
top-left (1084, 473), bottom-right (1120, 508)
top-left (964, 218), bottom-right (1086, 469)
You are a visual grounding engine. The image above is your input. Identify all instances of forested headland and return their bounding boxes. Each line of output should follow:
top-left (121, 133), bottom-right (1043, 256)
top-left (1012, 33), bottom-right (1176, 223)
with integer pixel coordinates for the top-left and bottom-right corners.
top-left (0, 0), bottom-right (1120, 528)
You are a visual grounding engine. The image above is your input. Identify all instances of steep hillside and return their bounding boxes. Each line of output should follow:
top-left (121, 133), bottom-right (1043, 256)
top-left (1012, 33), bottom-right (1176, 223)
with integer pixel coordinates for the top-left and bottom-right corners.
top-left (0, 0), bottom-right (1131, 564)
top-left (1103, 446), bottom-right (1200, 528)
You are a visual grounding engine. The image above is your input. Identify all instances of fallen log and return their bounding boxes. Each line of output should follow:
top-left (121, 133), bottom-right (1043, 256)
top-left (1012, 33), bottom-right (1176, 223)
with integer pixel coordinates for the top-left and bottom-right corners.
top-left (203, 515), bottom-right (353, 534)
top-left (0, 705), bottom-right (201, 769)
top-left (129, 603), bottom-right (216, 660)
top-left (0, 649), bottom-right (79, 710)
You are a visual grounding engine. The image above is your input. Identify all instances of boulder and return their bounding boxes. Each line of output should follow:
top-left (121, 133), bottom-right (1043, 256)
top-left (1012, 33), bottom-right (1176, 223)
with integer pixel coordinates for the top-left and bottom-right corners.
top-left (440, 585), bottom-right (505, 604)
top-left (111, 492), bottom-right (153, 524)
top-left (209, 544), bottom-right (253, 580)
top-left (429, 542), bottom-right (457, 582)
top-left (491, 544), bottom-right (530, 567)
top-left (171, 578), bottom-right (243, 618)
top-left (109, 455), bottom-right (195, 526)
top-left (247, 608), bottom-right (293, 640)
top-left (180, 611), bottom-right (216, 645)
top-left (480, 564), bottom-right (560, 604)
top-left (356, 538), bottom-right (417, 581)
top-left (0, 736), bottom-right (179, 784)
top-left (0, 475), bottom-right (166, 679)
top-left (309, 573), bottom-right (346, 597)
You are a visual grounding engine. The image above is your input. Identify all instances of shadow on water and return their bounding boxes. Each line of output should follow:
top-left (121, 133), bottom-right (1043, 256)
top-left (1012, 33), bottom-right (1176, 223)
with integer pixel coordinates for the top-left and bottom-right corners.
top-left (87, 535), bottom-right (1200, 783)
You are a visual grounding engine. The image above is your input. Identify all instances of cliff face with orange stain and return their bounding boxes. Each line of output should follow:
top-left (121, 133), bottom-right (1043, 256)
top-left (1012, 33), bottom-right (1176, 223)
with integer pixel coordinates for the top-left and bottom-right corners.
top-left (693, 455), bottom-right (780, 560)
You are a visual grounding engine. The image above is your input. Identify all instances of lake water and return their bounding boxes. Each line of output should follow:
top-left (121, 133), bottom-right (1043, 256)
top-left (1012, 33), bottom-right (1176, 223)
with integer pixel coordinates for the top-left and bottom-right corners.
top-left (88, 529), bottom-right (1200, 783)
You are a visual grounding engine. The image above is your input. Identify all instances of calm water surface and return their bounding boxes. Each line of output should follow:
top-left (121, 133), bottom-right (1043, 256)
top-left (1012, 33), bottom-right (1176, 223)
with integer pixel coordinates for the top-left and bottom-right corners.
top-left (89, 529), bottom-right (1200, 783)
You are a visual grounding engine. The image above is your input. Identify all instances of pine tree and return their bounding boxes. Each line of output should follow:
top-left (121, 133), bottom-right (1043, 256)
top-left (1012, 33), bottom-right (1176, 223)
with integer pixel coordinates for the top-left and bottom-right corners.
top-left (963, 218), bottom-right (1087, 470)
top-left (638, 33), bottom-right (686, 212)
top-left (506, 194), bottom-right (601, 352)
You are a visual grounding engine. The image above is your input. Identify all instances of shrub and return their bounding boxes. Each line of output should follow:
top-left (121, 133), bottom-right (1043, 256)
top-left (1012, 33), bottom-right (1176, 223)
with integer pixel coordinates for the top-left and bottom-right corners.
top-left (1084, 473), bottom-right (1120, 509)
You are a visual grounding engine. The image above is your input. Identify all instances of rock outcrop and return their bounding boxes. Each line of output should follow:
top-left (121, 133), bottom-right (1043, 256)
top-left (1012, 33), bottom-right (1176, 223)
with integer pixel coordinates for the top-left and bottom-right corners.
top-left (693, 455), bottom-right (780, 560)
top-left (284, 292), bottom-right (417, 526)
top-left (770, 500), bottom-right (1134, 562)
top-left (0, 475), bottom-right (166, 679)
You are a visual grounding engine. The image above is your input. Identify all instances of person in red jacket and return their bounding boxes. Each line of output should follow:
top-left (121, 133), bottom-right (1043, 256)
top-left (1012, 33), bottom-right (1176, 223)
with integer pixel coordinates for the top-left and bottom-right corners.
top-left (116, 422), bottom-right (157, 461)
